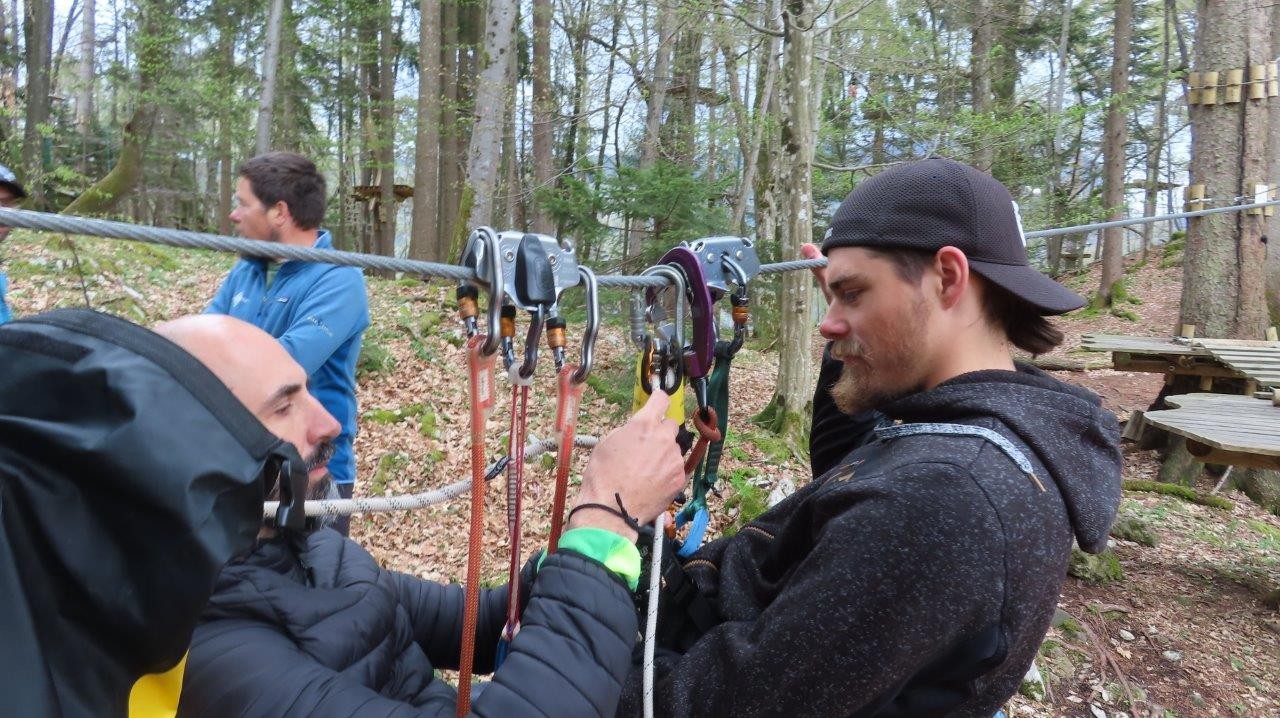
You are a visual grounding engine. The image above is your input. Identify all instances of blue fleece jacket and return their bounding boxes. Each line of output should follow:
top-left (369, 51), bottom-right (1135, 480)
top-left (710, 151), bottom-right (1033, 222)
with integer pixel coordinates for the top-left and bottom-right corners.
top-left (207, 231), bottom-right (369, 485)
top-left (0, 270), bottom-right (11, 325)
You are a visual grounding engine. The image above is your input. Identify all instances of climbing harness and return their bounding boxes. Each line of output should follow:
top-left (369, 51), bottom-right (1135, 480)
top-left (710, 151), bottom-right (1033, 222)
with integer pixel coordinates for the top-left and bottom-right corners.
top-left (674, 237), bottom-right (760, 557)
top-left (453, 228), bottom-right (505, 718)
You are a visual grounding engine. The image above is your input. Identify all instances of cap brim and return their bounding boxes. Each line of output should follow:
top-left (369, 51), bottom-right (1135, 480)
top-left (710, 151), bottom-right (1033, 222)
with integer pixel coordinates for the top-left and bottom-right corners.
top-left (969, 260), bottom-right (1086, 315)
top-left (0, 180), bottom-right (26, 198)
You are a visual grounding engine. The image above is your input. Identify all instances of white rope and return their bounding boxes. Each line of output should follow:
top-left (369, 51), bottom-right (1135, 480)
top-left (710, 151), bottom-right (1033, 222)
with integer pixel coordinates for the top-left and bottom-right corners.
top-left (643, 512), bottom-right (665, 718)
top-left (263, 435), bottom-right (599, 519)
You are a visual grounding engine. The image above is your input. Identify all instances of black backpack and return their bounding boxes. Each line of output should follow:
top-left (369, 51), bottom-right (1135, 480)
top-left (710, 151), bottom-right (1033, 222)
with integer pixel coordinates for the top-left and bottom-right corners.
top-left (0, 309), bottom-right (308, 717)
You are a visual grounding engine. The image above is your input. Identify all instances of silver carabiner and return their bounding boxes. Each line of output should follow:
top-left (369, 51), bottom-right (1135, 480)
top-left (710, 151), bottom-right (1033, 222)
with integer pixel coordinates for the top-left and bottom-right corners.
top-left (639, 264), bottom-right (687, 395)
top-left (458, 227), bottom-right (505, 357)
top-left (570, 265), bottom-right (599, 385)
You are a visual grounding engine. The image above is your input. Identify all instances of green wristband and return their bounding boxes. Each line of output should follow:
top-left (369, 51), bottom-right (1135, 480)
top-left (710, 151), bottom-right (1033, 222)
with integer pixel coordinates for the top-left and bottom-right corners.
top-left (538, 527), bottom-right (642, 591)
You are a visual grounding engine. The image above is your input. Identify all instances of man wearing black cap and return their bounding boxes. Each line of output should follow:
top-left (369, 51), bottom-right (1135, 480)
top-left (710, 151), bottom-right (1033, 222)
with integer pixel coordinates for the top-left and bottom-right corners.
top-left (0, 164), bottom-right (27, 324)
top-left (614, 158), bottom-right (1123, 717)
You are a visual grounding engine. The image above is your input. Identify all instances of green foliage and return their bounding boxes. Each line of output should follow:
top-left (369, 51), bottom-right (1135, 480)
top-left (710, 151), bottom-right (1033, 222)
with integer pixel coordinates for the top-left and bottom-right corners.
top-left (371, 452), bottom-right (410, 495)
top-left (365, 402), bottom-right (432, 425)
top-left (1123, 480), bottom-right (1235, 510)
top-left (721, 468), bottom-right (768, 538)
top-left (1110, 516), bottom-right (1158, 547)
top-left (357, 338), bottom-right (397, 378)
top-left (1068, 548), bottom-right (1124, 583)
top-left (584, 359), bottom-right (636, 418)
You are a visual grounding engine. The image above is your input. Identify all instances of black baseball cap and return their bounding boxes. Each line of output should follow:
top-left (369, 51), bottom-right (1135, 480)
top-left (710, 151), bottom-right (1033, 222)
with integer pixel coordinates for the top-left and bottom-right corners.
top-left (820, 158), bottom-right (1084, 315)
top-left (0, 164), bottom-right (26, 198)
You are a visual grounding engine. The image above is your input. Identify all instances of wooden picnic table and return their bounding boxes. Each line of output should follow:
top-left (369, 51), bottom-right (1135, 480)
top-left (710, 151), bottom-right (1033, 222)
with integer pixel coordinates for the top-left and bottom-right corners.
top-left (1141, 393), bottom-right (1280, 470)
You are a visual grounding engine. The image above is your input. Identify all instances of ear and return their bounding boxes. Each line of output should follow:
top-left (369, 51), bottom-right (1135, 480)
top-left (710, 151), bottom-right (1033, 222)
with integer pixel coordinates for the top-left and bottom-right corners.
top-left (268, 201), bottom-right (291, 227)
top-left (933, 246), bottom-right (970, 311)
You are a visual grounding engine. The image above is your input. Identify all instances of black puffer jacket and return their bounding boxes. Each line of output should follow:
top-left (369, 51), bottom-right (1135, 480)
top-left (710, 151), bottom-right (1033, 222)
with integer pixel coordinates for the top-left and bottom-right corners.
top-left (0, 310), bottom-right (283, 717)
top-left (179, 529), bottom-right (638, 717)
top-left (621, 362), bottom-right (1121, 717)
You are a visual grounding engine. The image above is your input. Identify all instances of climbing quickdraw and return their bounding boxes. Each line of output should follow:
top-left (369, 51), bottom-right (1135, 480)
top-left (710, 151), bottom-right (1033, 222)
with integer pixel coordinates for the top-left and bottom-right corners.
top-left (453, 228), bottom-right (505, 718)
top-left (546, 266), bottom-right (599, 553)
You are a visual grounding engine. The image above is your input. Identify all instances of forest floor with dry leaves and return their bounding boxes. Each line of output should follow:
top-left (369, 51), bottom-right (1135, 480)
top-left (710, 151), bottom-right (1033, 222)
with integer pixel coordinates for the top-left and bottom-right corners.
top-left (4, 230), bottom-right (1277, 717)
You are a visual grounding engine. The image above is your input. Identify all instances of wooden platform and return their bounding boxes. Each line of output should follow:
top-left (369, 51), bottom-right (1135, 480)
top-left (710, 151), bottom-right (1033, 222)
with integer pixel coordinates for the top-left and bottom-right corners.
top-left (1080, 334), bottom-right (1280, 388)
top-left (1142, 393), bottom-right (1280, 469)
top-left (1192, 339), bottom-right (1280, 388)
top-left (1080, 334), bottom-right (1207, 357)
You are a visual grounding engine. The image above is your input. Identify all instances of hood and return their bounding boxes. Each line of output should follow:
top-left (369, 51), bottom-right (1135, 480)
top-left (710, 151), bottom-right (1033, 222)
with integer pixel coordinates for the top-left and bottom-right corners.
top-left (883, 363), bottom-right (1122, 552)
top-left (0, 309), bottom-right (303, 714)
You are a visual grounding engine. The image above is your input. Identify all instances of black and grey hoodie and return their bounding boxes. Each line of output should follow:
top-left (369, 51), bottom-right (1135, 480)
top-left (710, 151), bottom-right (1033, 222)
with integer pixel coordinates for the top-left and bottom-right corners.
top-left (621, 360), bottom-right (1122, 717)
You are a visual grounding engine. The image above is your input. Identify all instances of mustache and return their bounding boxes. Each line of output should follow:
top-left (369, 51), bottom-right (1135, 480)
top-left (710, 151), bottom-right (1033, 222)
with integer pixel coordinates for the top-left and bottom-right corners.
top-left (305, 441), bottom-right (336, 472)
top-left (829, 338), bottom-right (869, 362)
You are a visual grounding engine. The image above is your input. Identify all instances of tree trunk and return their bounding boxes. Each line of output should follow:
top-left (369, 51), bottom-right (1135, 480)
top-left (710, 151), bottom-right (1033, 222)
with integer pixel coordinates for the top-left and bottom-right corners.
top-left (375, 1), bottom-right (397, 258)
top-left (255, 0), bottom-right (286, 155)
top-left (63, 0), bottom-right (174, 216)
top-left (629, 1), bottom-right (676, 257)
top-left (1268, 3), bottom-right (1280, 326)
top-left (1097, 0), bottom-right (1132, 306)
top-left (729, 4), bottom-right (779, 236)
top-left (215, 5), bottom-right (234, 235)
top-left (1142, 0), bottom-right (1173, 263)
top-left (437, 0), bottom-right (460, 255)
top-left (1044, 0), bottom-right (1073, 276)
top-left (1165, 0), bottom-right (1273, 487)
top-left (758, 0), bottom-right (816, 444)
top-left (75, 0), bottom-right (94, 150)
top-left (22, 0), bottom-right (54, 205)
top-left (453, 0), bottom-right (517, 255)
top-left (1181, 0), bottom-right (1271, 339)
top-left (969, 0), bottom-right (995, 171)
top-left (529, 0), bottom-right (554, 233)
top-left (410, 0), bottom-right (441, 261)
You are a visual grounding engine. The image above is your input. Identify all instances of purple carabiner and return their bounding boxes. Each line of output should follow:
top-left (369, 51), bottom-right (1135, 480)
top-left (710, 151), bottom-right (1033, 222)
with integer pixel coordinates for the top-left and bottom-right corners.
top-left (656, 245), bottom-right (715, 380)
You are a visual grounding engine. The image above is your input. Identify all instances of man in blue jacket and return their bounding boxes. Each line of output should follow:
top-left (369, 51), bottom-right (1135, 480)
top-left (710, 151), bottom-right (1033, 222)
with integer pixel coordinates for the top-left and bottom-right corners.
top-left (208, 151), bottom-right (369, 534)
top-left (0, 165), bottom-right (28, 325)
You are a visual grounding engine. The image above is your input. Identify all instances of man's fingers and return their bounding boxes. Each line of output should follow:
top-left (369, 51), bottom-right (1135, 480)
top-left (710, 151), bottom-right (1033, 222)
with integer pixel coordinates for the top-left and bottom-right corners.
top-left (800, 243), bottom-right (831, 303)
top-left (635, 386), bottom-right (671, 421)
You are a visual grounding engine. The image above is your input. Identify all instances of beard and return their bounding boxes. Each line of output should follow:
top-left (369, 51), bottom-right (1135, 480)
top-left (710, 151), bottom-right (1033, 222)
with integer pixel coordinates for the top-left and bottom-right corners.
top-left (828, 294), bottom-right (932, 415)
top-left (266, 441), bottom-right (336, 502)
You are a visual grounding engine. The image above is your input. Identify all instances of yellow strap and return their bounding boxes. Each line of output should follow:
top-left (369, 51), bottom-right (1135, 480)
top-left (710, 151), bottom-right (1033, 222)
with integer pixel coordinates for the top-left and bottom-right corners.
top-left (632, 351), bottom-right (685, 422)
top-left (128, 652), bottom-right (187, 718)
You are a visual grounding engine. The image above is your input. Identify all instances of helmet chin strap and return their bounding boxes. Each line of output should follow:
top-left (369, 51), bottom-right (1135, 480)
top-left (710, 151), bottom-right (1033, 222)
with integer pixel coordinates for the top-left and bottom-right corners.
top-left (265, 441), bottom-right (309, 534)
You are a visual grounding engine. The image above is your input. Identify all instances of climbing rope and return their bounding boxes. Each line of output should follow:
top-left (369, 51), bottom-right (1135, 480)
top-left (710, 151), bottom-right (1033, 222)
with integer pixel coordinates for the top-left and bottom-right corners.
top-left (261, 436), bottom-right (601, 520)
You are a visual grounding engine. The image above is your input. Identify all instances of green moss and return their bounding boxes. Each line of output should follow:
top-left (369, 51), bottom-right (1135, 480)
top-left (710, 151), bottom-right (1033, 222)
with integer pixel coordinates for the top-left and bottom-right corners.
top-left (721, 468), bottom-right (768, 538)
top-left (357, 340), bottom-right (397, 378)
top-left (1110, 516), bottom-right (1158, 547)
top-left (418, 411), bottom-right (439, 439)
top-left (1123, 479), bottom-right (1235, 510)
top-left (584, 360), bottom-right (635, 415)
top-left (371, 452), bottom-right (410, 495)
top-left (739, 428), bottom-right (795, 464)
top-left (365, 403), bottom-right (431, 425)
top-left (1068, 548), bottom-right (1124, 583)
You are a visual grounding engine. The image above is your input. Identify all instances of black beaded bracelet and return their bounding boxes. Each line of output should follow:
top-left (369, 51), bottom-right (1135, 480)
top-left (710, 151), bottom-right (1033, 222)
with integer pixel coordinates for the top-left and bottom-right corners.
top-left (565, 492), bottom-right (644, 533)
